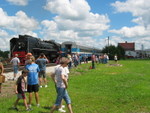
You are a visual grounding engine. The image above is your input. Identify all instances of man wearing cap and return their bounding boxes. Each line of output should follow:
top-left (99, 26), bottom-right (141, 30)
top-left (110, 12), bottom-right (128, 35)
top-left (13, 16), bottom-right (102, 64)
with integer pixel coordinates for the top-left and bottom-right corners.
top-left (25, 53), bottom-right (32, 66)
top-left (10, 54), bottom-right (20, 80)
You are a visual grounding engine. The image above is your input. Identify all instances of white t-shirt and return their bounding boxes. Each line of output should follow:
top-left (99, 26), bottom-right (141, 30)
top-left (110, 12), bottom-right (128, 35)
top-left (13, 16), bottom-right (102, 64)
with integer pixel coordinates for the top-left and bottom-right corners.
top-left (64, 67), bottom-right (69, 79)
top-left (10, 57), bottom-right (20, 66)
top-left (114, 56), bottom-right (117, 60)
top-left (55, 65), bottom-right (69, 88)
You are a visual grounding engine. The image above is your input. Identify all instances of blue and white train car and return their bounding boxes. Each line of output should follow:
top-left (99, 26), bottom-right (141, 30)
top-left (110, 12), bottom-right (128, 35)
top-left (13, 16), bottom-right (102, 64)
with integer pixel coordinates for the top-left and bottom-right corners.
top-left (61, 41), bottom-right (101, 59)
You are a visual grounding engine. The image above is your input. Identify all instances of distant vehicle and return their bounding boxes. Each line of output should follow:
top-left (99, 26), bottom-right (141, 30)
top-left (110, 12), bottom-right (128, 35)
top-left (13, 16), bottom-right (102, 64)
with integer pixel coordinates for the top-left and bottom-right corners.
top-left (10, 35), bottom-right (61, 65)
top-left (125, 50), bottom-right (137, 58)
top-left (61, 41), bottom-right (101, 60)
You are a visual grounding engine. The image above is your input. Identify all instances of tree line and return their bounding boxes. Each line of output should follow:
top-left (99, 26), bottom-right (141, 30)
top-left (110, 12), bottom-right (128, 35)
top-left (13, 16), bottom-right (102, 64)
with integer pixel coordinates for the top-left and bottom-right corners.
top-left (101, 45), bottom-right (125, 60)
top-left (0, 50), bottom-right (9, 60)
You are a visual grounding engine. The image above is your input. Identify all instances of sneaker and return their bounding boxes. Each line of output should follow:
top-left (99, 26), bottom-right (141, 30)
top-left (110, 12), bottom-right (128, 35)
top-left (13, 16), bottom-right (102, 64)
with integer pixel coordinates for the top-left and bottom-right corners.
top-left (40, 86), bottom-right (42, 88)
top-left (13, 107), bottom-right (19, 111)
top-left (37, 104), bottom-right (40, 107)
top-left (58, 108), bottom-right (66, 112)
top-left (61, 105), bottom-right (65, 108)
top-left (26, 108), bottom-right (32, 111)
top-left (45, 85), bottom-right (48, 88)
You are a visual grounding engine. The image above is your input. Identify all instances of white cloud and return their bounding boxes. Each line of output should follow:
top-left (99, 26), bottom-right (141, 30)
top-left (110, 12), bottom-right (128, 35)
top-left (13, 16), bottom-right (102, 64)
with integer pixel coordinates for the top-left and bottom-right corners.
top-left (0, 29), bottom-right (8, 37)
top-left (110, 0), bottom-right (150, 49)
top-left (44, 0), bottom-right (90, 20)
top-left (0, 8), bottom-right (39, 34)
top-left (109, 26), bottom-right (150, 38)
top-left (6, 0), bottom-right (28, 6)
top-left (111, 0), bottom-right (150, 28)
top-left (135, 37), bottom-right (150, 50)
top-left (42, 0), bottom-right (110, 48)
top-left (0, 29), bottom-right (10, 50)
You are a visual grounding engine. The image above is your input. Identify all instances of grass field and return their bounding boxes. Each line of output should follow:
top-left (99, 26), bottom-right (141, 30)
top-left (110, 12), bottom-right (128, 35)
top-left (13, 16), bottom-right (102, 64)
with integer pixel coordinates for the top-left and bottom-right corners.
top-left (0, 60), bottom-right (150, 113)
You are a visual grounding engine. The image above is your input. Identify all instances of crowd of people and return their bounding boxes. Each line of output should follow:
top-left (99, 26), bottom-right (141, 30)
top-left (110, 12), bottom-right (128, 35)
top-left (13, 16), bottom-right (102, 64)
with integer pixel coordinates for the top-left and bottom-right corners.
top-left (0, 53), bottom-right (73, 113)
top-left (56, 53), bottom-right (89, 69)
top-left (0, 52), bottom-right (119, 112)
top-left (56, 53), bottom-right (112, 69)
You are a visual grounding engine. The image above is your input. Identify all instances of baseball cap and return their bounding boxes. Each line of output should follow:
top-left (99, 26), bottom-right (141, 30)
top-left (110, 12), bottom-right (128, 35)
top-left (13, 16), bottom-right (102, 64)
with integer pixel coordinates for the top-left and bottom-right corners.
top-left (26, 53), bottom-right (32, 56)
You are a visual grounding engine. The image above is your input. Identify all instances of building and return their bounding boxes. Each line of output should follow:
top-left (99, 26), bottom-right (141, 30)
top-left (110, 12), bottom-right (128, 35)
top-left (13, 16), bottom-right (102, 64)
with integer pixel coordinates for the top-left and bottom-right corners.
top-left (118, 41), bottom-right (135, 51)
top-left (118, 41), bottom-right (135, 58)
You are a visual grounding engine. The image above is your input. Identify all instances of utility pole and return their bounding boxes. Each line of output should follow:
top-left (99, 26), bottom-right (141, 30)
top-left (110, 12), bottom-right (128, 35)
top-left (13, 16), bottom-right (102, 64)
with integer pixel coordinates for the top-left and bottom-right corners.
top-left (108, 36), bottom-right (109, 54)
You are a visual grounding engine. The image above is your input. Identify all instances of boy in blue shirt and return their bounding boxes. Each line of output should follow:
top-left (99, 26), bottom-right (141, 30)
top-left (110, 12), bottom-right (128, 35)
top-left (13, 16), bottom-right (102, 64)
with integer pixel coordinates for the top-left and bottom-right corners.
top-left (26, 56), bottom-right (40, 108)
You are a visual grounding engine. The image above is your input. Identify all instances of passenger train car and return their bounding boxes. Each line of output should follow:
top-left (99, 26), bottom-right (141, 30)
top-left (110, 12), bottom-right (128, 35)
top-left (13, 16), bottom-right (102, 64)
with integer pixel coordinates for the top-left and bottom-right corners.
top-left (10, 35), bottom-right (61, 65)
top-left (61, 41), bottom-right (101, 59)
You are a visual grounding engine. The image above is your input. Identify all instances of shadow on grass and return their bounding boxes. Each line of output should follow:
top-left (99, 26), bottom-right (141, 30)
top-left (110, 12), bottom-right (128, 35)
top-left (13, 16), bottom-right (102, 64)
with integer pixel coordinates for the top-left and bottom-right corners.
top-left (8, 107), bottom-right (24, 112)
top-left (38, 106), bottom-right (52, 113)
top-left (38, 111), bottom-right (50, 113)
top-left (42, 106), bottom-right (52, 110)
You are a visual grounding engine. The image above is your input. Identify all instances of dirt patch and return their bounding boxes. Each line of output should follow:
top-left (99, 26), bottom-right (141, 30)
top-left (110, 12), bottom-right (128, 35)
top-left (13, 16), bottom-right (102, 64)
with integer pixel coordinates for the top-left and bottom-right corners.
top-left (0, 80), bottom-right (16, 98)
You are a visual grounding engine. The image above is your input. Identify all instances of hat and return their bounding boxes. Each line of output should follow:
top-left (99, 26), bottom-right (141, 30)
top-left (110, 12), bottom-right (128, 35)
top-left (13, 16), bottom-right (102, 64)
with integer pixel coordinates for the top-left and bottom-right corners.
top-left (26, 53), bottom-right (32, 56)
top-left (60, 57), bottom-right (70, 64)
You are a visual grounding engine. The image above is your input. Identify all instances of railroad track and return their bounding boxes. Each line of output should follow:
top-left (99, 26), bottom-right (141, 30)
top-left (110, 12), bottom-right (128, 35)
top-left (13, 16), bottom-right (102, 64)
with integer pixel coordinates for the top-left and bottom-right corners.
top-left (4, 63), bottom-right (57, 73)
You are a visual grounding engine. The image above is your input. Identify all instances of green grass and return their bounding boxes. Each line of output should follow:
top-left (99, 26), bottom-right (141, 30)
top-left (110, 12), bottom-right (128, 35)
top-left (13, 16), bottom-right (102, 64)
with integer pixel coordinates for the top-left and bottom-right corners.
top-left (1, 60), bottom-right (150, 113)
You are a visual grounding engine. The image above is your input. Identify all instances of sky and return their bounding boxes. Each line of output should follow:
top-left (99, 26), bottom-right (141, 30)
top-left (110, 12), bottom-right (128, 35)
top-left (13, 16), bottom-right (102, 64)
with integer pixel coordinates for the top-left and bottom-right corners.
top-left (0, 0), bottom-right (150, 51)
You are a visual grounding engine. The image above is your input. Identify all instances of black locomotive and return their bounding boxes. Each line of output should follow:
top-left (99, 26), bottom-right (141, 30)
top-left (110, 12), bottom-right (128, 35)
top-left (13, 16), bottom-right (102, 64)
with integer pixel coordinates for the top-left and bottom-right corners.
top-left (10, 35), bottom-right (61, 65)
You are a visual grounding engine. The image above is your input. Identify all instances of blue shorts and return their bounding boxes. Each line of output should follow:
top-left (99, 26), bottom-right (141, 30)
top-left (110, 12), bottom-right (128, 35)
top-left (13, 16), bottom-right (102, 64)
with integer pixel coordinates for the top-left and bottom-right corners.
top-left (13, 65), bottom-right (19, 74)
top-left (55, 87), bottom-right (71, 106)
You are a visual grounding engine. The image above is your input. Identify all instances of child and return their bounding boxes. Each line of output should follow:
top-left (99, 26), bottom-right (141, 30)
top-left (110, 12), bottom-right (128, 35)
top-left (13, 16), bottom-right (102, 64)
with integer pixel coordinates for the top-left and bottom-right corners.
top-left (13, 69), bottom-right (31, 111)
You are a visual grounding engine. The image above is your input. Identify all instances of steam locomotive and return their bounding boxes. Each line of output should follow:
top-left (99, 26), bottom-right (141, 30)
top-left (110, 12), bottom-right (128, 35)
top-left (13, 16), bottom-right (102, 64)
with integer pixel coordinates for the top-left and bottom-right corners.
top-left (10, 35), bottom-right (61, 65)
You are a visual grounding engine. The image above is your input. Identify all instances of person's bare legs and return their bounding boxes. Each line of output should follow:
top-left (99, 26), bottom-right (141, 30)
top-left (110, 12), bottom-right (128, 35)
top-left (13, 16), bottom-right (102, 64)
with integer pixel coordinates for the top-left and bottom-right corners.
top-left (13, 73), bottom-right (17, 80)
top-left (23, 99), bottom-right (29, 109)
top-left (35, 92), bottom-right (39, 105)
top-left (50, 105), bottom-right (58, 113)
top-left (14, 98), bottom-right (20, 107)
top-left (43, 78), bottom-right (47, 86)
top-left (67, 104), bottom-right (73, 113)
top-left (39, 78), bottom-right (42, 86)
top-left (28, 93), bottom-right (32, 105)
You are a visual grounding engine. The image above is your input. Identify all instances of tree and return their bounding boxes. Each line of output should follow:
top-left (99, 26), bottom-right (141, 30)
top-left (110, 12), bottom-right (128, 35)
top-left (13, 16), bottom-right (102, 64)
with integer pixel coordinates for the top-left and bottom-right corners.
top-left (102, 45), bottom-right (125, 60)
top-left (117, 45), bottom-right (125, 59)
top-left (0, 50), bottom-right (9, 59)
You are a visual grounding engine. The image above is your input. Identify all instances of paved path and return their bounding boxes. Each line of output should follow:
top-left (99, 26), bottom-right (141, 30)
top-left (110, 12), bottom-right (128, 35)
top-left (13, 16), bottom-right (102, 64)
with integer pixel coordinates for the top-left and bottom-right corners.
top-left (3, 66), bottom-right (56, 81)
